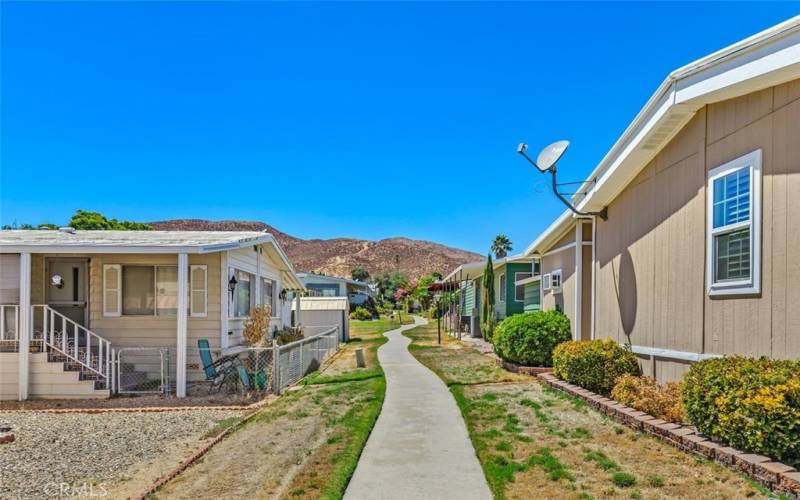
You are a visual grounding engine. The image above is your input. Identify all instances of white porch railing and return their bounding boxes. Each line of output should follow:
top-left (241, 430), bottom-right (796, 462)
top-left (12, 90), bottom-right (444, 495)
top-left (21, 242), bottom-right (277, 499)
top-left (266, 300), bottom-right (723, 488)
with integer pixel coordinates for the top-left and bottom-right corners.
top-left (32, 305), bottom-right (113, 390)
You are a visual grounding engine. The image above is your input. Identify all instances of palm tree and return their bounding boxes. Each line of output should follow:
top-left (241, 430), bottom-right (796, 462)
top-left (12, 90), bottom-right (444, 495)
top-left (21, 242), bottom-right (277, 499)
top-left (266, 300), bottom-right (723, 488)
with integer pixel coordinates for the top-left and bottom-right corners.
top-left (491, 234), bottom-right (513, 259)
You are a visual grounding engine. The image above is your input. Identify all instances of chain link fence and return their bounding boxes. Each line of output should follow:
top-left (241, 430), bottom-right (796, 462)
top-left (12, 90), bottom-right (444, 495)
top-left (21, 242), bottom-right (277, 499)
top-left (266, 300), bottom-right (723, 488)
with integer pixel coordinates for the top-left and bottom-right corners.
top-left (117, 347), bottom-right (171, 394)
top-left (113, 325), bottom-right (340, 396)
top-left (274, 325), bottom-right (339, 393)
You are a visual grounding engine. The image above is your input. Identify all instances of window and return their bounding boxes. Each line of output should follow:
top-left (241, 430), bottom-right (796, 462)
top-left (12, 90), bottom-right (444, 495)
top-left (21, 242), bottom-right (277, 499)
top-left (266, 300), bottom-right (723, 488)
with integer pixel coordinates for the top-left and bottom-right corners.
top-left (551, 269), bottom-right (562, 293)
top-left (515, 272), bottom-right (533, 302)
top-left (103, 263), bottom-right (207, 317)
top-left (707, 150), bottom-right (761, 295)
top-left (542, 273), bottom-right (551, 291)
top-left (499, 274), bottom-right (506, 302)
top-left (533, 259), bottom-right (541, 276)
top-left (231, 268), bottom-right (253, 318)
top-left (260, 277), bottom-right (275, 314)
top-left (307, 284), bottom-right (339, 297)
top-left (156, 266), bottom-right (178, 316)
top-left (122, 266), bottom-right (155, 315)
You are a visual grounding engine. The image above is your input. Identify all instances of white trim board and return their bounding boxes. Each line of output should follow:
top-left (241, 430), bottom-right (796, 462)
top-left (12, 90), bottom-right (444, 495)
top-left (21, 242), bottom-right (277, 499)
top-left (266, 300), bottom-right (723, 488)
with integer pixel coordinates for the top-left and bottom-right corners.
top-left (628, 344), bottom-right (721, 363)
top-left (543, 242), bottom-right (576, 257)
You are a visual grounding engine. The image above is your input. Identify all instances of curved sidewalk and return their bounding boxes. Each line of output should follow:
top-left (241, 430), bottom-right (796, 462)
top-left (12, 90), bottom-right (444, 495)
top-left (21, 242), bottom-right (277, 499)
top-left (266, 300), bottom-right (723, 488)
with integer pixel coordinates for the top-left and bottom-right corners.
top-left (344, 316), bottom-right (492, 500)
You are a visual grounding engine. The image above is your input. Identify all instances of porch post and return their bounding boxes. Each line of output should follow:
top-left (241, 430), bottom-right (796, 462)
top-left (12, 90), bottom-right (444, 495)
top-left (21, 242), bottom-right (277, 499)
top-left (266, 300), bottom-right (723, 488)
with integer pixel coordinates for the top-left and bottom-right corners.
top-left (18, 252), bottom-right (31, 401)
top-left (294, 292), bottom-right (301, 327)
top-left (176, 253), bottom-right (188, 398)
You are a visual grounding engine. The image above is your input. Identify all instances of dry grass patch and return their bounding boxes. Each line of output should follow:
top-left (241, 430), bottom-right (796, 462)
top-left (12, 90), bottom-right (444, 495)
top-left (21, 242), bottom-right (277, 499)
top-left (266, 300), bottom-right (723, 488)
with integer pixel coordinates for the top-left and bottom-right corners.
top-left (404, 323), bottom-right (528, 386)
top-left (459, 382), bottom-right (769, 500)
top-left (154, 377), bottom-right (383, 500)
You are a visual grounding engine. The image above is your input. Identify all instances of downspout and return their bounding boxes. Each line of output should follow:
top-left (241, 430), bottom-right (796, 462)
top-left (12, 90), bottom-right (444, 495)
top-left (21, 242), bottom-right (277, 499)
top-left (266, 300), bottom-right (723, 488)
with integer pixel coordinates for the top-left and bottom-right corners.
top-left (591, 216), bottom-right (597, 340)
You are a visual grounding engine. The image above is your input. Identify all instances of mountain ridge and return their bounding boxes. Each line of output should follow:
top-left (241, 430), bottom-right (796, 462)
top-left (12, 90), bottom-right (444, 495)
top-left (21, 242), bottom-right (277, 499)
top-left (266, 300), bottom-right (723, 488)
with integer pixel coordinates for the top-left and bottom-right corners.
top-left (149, 219), bottom-right (483, 280)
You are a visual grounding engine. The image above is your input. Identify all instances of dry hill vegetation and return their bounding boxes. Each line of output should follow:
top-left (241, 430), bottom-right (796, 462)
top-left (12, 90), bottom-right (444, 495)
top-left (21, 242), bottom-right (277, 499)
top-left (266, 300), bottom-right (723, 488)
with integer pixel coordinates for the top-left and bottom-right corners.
top-left (150, 219), bottom-right (482, 280)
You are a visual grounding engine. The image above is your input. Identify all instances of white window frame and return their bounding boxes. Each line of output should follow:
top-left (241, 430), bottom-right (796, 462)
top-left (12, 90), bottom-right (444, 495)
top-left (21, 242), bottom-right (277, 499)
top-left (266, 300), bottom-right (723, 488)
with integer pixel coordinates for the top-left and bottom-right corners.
top-left (190, 265), bottom-right (208, 318)
top-left (229, 267), bottom-right (254, 319)
top-left (514, 272), bottom-right (532, 302)
top-left (260, 276), bottom-right (276, 315)
top-left (551, 269), bottom-right (563, 293)
top-left (542, 273), bottom-right (552, 291)
top-left (498, 273), bottom-right (506, 303)
top-left (102, 264), bottom-right (121, 317)
top-left (706, 149), bottom-right (761, 296)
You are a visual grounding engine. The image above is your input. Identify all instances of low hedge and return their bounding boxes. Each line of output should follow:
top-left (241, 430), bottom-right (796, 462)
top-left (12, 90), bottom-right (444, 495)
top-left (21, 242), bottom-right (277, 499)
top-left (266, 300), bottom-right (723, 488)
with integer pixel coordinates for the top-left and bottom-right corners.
top-left (493, 311), bottom-right (571, 367)
top-left (683, 356), bottom-right (800, 465)
top-left (552, 339), bottom-right (640, 395)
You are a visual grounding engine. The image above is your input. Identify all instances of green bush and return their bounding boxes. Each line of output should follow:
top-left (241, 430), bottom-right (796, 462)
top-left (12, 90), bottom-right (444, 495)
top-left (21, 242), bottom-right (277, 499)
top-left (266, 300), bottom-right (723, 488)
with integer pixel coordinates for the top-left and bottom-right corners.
top-left (611, 472), bottom-right (636, 487)
top-left (349, 306), bottom-right (373, 321)
top-left (552, 339), bottom-right (640, 395)
top-left (683, 356), bottom-right (800, 465)
top-left (493, 311), bottom-right (571, 367)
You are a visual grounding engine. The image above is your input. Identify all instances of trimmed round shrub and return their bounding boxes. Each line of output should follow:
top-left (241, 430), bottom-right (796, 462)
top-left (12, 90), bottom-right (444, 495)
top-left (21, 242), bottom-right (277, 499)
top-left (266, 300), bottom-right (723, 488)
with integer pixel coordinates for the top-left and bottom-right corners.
top-left (683, 356), bottom-right (800, 465)
top-left (349, 306), bottom-right (372, 321)
top-left (611, 374), bottom-right (686, 423)
top-left (552, 339), bottom-right (640, 395)
top-left (493, 311), bottom-right (571, 367)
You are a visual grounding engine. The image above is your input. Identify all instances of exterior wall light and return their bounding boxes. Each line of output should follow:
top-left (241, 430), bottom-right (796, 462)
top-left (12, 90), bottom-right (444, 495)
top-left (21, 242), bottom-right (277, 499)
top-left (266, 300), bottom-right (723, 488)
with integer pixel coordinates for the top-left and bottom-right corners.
top-left (228, 275), bottom-right (238, 296)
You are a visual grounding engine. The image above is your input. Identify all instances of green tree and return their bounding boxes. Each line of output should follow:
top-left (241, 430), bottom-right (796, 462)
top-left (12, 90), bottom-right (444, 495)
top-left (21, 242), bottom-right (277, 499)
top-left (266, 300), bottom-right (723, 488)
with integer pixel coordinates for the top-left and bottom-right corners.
top-left (491, 234), bottom-right (513, 259)
top-left (68, 210), bottom-right (152, 230)
top-left (480, 255), bottom-right (496, 341)
top-left (374, 272), bottom-right (408, 305)
top-left (411, 274), bottom-right (436, 311)
top-left (431, 271), bottom-right (443, 281)
top-left (351, 266), bottom-right (370, 282)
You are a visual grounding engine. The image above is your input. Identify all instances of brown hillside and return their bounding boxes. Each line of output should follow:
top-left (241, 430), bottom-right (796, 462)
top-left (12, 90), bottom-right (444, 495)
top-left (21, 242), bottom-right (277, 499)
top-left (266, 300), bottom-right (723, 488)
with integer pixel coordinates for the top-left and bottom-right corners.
top-left (149, 219), bottom-right (483, 280)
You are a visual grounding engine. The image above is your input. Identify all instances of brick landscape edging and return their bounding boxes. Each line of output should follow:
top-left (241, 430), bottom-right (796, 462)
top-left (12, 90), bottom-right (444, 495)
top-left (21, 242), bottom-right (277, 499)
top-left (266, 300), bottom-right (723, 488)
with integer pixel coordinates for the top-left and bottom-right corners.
top-left (535, 372), bottom-right (800, 498)
top-left (494, 358), bottom-right (554, 376)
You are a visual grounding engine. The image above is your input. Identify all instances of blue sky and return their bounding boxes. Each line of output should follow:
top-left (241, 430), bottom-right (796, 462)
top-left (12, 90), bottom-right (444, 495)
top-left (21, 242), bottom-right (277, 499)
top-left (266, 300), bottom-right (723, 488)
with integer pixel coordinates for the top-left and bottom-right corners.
top-left (1, 2), bottom-right (797, 254)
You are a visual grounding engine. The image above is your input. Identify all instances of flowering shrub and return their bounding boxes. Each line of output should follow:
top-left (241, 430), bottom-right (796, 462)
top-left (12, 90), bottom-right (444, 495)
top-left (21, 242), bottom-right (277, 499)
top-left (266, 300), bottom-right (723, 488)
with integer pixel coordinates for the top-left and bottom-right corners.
top-left (611, 374), bottom-right (686, 423)
top-left (683, 356), bottom-right (800, 465)
top-left (552, 339), bottom-right (640, 395)
top-left (493, 311), bottom-right (571, 367)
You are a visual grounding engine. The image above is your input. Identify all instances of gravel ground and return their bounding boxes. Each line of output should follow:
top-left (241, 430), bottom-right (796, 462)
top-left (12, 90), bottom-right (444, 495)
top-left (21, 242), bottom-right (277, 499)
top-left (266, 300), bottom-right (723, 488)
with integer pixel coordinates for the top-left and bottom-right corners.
top-left (0, 410), bottom-right (241, 499)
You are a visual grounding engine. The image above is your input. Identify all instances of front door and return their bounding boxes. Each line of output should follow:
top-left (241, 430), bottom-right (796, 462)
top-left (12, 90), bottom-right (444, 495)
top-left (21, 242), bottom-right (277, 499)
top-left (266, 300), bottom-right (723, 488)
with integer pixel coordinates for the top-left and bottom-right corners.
top-left (46, 259), bottom-right (88, 327)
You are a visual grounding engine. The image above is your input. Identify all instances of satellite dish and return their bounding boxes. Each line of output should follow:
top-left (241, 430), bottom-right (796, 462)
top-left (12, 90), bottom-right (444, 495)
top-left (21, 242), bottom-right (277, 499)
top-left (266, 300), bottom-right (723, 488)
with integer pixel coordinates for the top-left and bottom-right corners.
top-left (535, 140), bottom-right (570, 172)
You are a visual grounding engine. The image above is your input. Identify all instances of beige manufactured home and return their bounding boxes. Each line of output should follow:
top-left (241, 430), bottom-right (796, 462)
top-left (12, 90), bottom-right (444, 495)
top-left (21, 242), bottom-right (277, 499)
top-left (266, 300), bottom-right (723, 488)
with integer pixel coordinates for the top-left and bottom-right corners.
top-left (524, 17), bottom-right (800, 381)
top-left (0, 230), bottom-right (304, 400)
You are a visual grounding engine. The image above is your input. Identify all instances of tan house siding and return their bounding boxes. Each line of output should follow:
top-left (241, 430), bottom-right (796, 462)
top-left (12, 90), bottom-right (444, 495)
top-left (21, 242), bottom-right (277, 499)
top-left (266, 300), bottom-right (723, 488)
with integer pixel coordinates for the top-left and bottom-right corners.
top-left (593, 79), bottom-right (800, 380)
top-left (541, 243), bottom-right (577, 334)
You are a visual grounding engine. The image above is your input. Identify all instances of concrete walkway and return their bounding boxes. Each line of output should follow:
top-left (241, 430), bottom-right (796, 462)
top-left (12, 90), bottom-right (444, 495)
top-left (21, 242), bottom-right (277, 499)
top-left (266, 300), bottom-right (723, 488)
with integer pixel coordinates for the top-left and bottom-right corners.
top-left (344, 316), bottom-right (492, 500)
